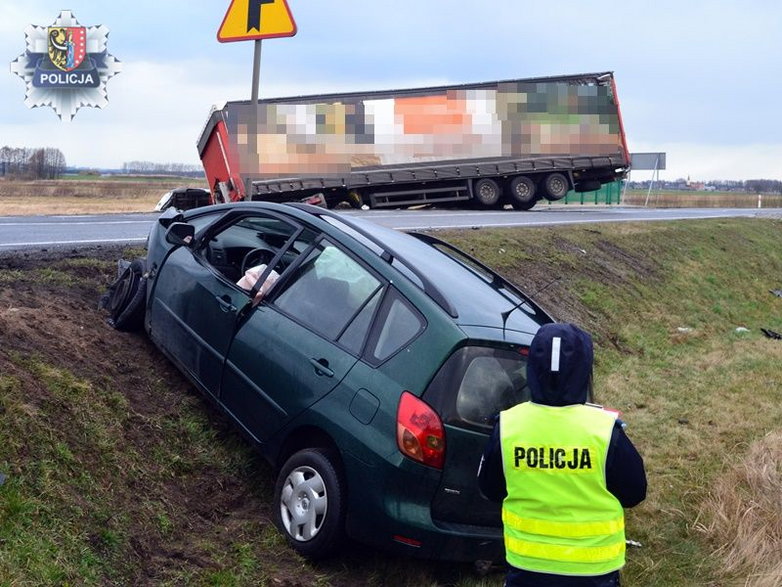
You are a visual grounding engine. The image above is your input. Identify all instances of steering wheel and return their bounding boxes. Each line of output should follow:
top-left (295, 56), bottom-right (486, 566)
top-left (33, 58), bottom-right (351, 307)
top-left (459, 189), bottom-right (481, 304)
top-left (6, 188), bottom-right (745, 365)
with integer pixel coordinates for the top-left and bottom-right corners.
top-left (241, 247), bottom-right (275, 274)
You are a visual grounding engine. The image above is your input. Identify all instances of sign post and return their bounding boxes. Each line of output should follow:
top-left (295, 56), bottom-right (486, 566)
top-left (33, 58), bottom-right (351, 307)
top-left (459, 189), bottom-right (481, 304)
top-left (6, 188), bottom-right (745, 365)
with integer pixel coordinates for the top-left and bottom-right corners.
top-left (217, 0), bottom-right (297, 100)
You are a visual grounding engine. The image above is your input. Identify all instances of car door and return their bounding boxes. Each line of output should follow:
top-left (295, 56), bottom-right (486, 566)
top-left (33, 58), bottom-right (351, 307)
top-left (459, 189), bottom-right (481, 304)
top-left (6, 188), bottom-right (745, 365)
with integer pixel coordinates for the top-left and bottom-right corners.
top-left (147, 210), bottom-right (301, 396)
top-left (220, 237), bottom-right (385, 443)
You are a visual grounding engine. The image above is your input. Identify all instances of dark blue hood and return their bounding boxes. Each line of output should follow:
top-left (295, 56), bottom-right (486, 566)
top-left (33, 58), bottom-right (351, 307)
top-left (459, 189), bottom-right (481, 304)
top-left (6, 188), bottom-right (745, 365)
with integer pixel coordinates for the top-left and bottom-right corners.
top-left (527, 323), bottom-right (593, 406)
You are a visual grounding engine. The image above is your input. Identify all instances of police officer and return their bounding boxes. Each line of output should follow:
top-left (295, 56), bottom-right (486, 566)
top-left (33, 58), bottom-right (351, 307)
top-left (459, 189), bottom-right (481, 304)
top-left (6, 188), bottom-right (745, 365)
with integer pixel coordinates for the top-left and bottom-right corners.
top-left (478, 323), bottom-right (646, 586)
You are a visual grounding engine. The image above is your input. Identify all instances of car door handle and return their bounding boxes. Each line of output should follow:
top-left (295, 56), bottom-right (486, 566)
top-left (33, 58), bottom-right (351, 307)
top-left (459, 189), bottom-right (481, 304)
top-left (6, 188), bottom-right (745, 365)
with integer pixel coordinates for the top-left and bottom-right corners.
top-left (215, 294), bottom-right (237, 313)
top-left (309, 357), bottom-right (334, 378)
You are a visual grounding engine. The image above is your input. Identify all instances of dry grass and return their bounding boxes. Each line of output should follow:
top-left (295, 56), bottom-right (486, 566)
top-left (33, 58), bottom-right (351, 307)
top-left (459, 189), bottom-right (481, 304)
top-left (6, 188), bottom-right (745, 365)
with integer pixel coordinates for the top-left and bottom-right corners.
top-left (0, 178), bottom-right (206, 215)
top-left (695, 432), bottom-right (782, 586)
top-left (623, 189), bottom-right (782, 208)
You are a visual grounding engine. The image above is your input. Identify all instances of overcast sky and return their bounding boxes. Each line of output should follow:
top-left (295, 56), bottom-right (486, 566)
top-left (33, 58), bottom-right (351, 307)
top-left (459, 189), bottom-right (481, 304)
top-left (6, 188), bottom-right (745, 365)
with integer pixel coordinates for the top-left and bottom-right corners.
top-left (2, 1), bottom-right (781, 181)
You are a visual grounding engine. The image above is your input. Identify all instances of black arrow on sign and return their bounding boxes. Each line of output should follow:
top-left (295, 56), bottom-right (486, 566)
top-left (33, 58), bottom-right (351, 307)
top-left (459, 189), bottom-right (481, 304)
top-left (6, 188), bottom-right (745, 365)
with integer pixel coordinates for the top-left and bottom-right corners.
top-left (248, 0), bottom-right (275, 32)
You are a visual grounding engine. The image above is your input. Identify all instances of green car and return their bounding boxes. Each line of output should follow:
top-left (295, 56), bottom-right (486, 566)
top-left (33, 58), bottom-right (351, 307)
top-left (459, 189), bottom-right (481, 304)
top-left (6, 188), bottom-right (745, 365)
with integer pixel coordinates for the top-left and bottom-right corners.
top-left (133, 202), bottom-right (552, 561)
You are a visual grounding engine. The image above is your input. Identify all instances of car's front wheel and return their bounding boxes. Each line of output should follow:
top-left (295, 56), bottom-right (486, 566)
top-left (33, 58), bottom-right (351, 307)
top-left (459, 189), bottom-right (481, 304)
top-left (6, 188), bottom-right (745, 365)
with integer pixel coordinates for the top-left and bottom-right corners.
top-left (274, 448), bottom-right (346, 560)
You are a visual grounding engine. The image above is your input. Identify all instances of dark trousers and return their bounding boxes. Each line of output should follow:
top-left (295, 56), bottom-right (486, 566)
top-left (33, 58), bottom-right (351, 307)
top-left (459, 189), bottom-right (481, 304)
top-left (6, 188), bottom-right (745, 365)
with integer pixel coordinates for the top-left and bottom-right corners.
top-left (505, 568), bottom-right (620, 587)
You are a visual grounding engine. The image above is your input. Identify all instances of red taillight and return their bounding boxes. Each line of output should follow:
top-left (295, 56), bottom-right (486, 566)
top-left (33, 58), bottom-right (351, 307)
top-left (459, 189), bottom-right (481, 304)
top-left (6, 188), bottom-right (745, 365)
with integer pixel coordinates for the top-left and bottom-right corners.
top-left (396, 391), bottom-right (445, 470)
top-left (392, 534), bottom-right (422, 548)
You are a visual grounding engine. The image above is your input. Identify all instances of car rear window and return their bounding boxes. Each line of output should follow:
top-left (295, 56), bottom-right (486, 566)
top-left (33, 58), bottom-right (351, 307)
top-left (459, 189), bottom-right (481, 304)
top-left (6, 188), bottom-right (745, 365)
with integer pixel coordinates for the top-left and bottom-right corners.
top-left (424, 345), bottom-right (530, 430)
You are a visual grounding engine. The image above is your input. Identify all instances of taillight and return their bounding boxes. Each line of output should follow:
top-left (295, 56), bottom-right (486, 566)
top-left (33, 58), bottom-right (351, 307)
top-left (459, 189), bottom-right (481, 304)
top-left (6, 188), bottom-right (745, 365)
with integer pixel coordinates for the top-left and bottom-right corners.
top-left (396, 391), bottom-right (445, 469)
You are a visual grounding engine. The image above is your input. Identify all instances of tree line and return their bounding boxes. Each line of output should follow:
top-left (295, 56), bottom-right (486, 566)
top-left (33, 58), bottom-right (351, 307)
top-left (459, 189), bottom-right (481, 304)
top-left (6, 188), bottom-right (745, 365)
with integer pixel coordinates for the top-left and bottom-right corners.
top-left (628, 178), bottom-right (782, 194)
top-left (0, 146), bottom-right (67, 180)
top-left (121, 161), bottom-right (202, 176)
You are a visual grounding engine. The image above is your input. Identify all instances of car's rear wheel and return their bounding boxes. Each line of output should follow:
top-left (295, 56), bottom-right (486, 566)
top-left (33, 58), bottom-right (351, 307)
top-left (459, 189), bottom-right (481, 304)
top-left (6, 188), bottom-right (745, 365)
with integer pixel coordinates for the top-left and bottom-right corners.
top-left (274, 448), bottom-right (346, 560)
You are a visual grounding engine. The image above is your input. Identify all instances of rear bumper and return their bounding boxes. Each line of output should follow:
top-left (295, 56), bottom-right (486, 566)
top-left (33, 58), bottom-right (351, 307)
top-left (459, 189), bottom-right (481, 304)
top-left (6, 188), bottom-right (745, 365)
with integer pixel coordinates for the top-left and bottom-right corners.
top-left (343, 451), bottom-right (503, 562)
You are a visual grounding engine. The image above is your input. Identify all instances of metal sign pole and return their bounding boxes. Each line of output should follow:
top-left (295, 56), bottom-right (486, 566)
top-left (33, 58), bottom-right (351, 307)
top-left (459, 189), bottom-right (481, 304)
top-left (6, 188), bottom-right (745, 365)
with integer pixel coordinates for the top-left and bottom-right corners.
top-left (644, 154), bottom-right (660, 207)
top-left (247, 39), bottom-right (263, 200)
top-left (251, 39), bottom-right (262, 103)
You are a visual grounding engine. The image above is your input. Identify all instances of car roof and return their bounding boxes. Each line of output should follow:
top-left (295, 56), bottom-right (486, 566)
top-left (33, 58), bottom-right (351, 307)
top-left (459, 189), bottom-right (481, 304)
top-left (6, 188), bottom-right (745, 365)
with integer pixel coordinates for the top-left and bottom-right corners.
top-left (175, 202), bottom-right (552, 339)
top-left (288, 204), bottom-right (552, 338)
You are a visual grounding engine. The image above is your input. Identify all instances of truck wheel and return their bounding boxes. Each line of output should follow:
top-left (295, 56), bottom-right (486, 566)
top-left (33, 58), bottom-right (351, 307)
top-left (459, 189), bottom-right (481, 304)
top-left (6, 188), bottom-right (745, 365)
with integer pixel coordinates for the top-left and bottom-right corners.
top-left (575, 179), bottom-right (602, 193)
top-left (472, 178), bottom-right (501, 208)
top-left (274, 448), bottom-right (346, 560)
top-left (507, 176), bottom-right (536, 206)
top-left (542, 173), bottom-right (570, 201)
top-left (510, 198), bottom-right (537, 211)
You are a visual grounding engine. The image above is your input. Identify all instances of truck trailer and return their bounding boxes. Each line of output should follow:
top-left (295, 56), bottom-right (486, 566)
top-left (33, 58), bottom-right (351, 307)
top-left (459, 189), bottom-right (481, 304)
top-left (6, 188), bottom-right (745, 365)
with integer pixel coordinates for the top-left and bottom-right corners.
top-left (196, 71), bottom-right (630, 211)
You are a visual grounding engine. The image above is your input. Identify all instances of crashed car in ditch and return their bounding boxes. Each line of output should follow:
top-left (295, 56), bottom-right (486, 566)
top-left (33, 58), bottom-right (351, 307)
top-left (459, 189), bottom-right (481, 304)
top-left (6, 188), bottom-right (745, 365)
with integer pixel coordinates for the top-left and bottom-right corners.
top-left (106, 202), bottom-right (553, 561)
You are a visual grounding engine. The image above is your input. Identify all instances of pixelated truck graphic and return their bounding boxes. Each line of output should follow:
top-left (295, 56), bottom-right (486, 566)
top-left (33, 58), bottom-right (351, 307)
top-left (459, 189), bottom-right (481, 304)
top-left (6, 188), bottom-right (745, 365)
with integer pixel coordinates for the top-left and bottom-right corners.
top-left (195, 71), bottom-right (630, 210)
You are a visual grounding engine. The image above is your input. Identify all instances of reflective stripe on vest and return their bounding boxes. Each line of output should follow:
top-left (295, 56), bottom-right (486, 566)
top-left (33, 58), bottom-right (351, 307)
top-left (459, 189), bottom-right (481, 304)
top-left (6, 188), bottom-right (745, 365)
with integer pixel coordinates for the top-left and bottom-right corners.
top-left (500, 402), bottom-right (625, 576)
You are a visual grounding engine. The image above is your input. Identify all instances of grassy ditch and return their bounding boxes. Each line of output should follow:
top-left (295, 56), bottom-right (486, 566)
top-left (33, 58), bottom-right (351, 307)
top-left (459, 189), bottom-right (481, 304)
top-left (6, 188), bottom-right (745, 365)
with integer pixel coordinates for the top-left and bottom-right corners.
top-left (0, 218), bottom-right (781, 585)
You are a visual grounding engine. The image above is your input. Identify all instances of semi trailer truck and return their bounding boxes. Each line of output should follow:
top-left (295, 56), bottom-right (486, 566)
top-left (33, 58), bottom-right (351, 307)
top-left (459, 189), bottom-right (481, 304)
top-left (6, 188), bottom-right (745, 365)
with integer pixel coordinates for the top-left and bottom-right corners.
top-left (194, 71), bottom-right (630, 211)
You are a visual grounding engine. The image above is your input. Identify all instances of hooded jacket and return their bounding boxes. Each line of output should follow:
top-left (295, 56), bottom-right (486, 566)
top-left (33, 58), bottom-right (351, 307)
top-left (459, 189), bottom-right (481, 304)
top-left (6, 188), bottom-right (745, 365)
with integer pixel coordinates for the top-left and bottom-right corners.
top-left (477, 323), bottom-right (646, 584)
top-left (527, 322), bottom-right (594, 407)
top-left (478, 323), bottom-right (645, 504)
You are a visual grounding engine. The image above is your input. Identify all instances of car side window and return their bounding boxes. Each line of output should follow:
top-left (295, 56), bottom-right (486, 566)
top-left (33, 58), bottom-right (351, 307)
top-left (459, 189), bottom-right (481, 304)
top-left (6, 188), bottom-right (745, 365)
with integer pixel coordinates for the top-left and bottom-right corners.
top-left (273, 240), bottom-right (383, 342)
top-left (195, 213), bottom-right (311, 297)
top-left (365, 289), bottom-right (425, 365)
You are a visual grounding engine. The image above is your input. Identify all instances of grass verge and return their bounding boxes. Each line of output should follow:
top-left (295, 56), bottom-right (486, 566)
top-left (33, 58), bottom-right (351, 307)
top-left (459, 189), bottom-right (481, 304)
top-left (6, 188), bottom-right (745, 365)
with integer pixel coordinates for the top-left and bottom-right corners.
top-left (0, 218), bottom-right (781, 585)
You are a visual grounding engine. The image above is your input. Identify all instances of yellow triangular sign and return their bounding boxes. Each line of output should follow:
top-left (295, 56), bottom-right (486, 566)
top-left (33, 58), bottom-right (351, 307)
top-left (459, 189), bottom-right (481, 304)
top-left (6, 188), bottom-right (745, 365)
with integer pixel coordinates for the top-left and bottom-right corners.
top-left (217, 0), bottom-right (297, 43)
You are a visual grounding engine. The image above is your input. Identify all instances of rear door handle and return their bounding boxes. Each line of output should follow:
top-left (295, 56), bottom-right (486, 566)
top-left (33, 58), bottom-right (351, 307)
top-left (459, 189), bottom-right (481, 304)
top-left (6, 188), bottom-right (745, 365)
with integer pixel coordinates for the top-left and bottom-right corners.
top-left (309, 357), bottom-right (334, 377)
top-left (216, 294), bottom-right (237, 313)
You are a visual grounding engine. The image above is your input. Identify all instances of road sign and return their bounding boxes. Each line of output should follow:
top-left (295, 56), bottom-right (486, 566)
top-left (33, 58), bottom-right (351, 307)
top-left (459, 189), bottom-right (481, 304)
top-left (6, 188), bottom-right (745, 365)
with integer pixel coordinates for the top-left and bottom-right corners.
top-left (217, 0), bottom-right (297, 43)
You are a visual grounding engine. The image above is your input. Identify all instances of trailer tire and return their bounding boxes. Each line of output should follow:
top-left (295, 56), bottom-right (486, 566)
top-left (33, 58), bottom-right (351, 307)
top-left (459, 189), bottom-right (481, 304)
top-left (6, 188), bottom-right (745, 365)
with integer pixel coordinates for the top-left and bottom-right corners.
top-left (507, 176), bottom-right (537, 206)
top-left (99, 258), bottom-right (148, 332)
top-left (542, 173), bottom-right (570, 201)
top-left (510, 198), bottom-right (537, 211)
top-left (472, 178), bottom-right (501, 208)
top-left (575, 179), bottom-right (602, 193)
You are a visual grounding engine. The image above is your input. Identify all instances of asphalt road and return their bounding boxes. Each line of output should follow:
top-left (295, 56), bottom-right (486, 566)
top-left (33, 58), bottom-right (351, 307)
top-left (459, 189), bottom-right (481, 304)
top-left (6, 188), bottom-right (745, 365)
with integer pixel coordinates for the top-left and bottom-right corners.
top-left (1, 206), bottom-right (781, 250)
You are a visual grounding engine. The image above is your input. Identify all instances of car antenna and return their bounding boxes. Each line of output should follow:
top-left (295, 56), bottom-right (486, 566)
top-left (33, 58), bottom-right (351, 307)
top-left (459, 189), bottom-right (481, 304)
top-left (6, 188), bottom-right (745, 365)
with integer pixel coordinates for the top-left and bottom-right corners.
top-left (501, 276), bottom-right (561, 340)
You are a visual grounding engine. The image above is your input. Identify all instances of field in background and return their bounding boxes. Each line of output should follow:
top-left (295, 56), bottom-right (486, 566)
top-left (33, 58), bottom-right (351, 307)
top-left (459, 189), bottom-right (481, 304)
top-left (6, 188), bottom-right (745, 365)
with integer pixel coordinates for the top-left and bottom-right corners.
top-left (2, 178), bottom-right (781, 216)
top-left (622, 188), bottom-right (782, 208)
top-left (0, 177), bottom-right (207, 215)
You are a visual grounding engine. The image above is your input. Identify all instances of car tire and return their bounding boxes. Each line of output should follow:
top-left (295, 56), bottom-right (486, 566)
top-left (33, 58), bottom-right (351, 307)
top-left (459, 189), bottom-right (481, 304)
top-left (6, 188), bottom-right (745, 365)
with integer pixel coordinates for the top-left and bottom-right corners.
top-left (100, 258), bottom-right (147, 332)
top-left (542, 173), bottom-right (570, 201)
top-left (472, 178), bottom-right (502, 208)
top-left (274, 448), bottom-right (346, 560)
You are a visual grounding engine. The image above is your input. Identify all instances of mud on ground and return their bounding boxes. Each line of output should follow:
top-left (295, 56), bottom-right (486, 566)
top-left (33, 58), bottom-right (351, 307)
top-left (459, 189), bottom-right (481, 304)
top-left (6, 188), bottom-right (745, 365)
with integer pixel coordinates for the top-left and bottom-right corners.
top-left (1, 246), bottom-right (338, 584)
top-left (0, 245), bottom-right (509, 585)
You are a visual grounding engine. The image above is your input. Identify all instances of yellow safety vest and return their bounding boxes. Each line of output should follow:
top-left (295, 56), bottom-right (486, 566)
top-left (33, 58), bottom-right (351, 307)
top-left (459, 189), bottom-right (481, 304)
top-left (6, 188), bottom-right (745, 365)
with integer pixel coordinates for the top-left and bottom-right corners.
top-left (499, 402), bottom-right (625, 576)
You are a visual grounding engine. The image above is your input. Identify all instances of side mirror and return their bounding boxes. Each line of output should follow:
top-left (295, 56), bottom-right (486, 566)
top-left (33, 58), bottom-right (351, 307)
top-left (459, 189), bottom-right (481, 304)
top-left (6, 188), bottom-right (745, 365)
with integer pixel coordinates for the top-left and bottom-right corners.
top-left (165, 222), bottom-right (195, 247)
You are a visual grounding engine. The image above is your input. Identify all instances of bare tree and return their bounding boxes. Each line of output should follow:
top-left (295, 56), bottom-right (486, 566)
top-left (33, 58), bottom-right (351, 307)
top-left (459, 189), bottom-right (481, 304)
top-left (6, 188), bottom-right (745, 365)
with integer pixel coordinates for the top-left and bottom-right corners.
top-left (0, 146), bottom-right (66, 179)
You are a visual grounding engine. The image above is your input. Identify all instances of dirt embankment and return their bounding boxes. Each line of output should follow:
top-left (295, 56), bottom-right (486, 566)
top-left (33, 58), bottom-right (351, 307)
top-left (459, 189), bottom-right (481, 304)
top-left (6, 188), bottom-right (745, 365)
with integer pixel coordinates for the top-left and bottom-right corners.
top-left (0, 245), bottom-right (497, 585)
